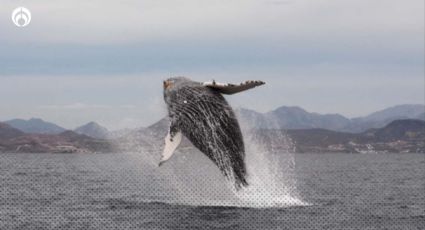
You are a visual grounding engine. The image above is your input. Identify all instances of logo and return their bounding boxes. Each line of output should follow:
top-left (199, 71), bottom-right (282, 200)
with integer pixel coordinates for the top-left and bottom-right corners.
top-left (12, 7), bottom-right (31, 27)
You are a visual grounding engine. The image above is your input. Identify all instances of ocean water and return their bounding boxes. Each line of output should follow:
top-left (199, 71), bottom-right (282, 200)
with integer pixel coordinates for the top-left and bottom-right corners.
top-left (0, 153), bottom-right (424, 230)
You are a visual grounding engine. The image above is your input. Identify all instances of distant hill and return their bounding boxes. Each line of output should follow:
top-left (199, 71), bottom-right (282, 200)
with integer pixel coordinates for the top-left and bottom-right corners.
top-left (237, 106), bottom-right (351, 130)
top-left (0, 130), bottom-right (116, 153)
top-left (237, 104), bottom-right (424, 133)
top-left (113, 118), bottom-right (170, 152)
top-left (416, 112), bottom-right (425, 120)
top-left (269, 106), bottom-right (350, 130)
top-left (361, 104), bottom-right (424, 122)
top-left (363, 119), bottom-right (425, 142)
top-left (0, 123), bottom-right (25, 140)
top-left (5, 118), bottom-right (66, 134)
top-left (237, 106), bottom-right (352, 131)
top-left (344, 104), bottom-right (425, 133)
top-left (284, 119), bottom-right (425, 153)
top-left (74, 122), bottom-right (110, 139)
top-left (146, 118), bottom-right (169, 137)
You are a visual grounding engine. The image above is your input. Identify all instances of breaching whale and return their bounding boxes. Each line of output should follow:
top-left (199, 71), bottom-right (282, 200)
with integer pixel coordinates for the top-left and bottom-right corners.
top-left (160, 77), bottom-right (265, 189)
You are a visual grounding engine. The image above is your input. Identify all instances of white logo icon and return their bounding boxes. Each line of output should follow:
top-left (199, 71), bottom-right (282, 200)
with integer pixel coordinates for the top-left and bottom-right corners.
top-left (12, 7), bottom-right (31, 27)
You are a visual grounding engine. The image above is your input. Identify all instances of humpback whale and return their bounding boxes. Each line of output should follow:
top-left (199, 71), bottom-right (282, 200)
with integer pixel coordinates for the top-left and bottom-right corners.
top-left (160, 77), bottom-right (265, 189)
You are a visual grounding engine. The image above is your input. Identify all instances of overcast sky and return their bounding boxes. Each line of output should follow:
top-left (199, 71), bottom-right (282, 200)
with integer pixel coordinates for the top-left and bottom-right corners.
top-left (0, 0), bottom-right (424, 130)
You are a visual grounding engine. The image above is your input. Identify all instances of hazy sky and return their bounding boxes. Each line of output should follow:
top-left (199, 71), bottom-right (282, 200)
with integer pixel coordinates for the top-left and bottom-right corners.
top-left (0, 0), bottom-right (424, 130)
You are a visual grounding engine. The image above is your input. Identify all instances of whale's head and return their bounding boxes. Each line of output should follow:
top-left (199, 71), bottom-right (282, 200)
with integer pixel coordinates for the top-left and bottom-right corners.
top-left (163, 77), bottom-right (194, 105)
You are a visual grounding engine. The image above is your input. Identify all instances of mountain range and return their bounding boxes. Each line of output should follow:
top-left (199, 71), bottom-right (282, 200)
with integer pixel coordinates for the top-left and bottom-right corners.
top-left (0, 119), bottom-right (423, 154)
top-left (2, 104), bottom-right (423, 137)
top-left (0, 123), bottom-right (115, 153)
top-left (0, 104), bottom-right (424, 153)
top-left (4, 118), bottom-right (66, 134)
top-left (281, 119), bottom-right (425, 153)
top-left (236, 104), bottom-right (424, 133)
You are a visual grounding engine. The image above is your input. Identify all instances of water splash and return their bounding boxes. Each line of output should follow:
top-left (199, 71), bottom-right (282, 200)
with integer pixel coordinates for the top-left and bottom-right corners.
top-left (232, 148), bottom-right (306, 208)
top-left (124, 110), bottom-right (308, 208)
top-left (230, 112), bottom-right (306, 208)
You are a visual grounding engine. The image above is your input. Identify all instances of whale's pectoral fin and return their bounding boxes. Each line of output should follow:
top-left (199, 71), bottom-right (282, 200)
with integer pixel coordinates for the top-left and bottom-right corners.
top-left (159, 127), bottom-right (182, 167)
top-left (203, 80), bottom-right (265, 95)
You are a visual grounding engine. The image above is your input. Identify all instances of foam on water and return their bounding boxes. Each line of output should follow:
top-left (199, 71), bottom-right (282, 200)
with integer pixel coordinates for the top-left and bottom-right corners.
top-left (232, 146), bottom-right (305, 208)
top-left (226, 114), bottom-right (306, 208)
top-left (126, 109), bottom-right (308, 208)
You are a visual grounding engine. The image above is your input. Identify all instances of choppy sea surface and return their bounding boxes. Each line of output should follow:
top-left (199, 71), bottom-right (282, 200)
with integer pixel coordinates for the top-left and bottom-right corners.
top-left (0, 152), bottom-right (424, 230)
